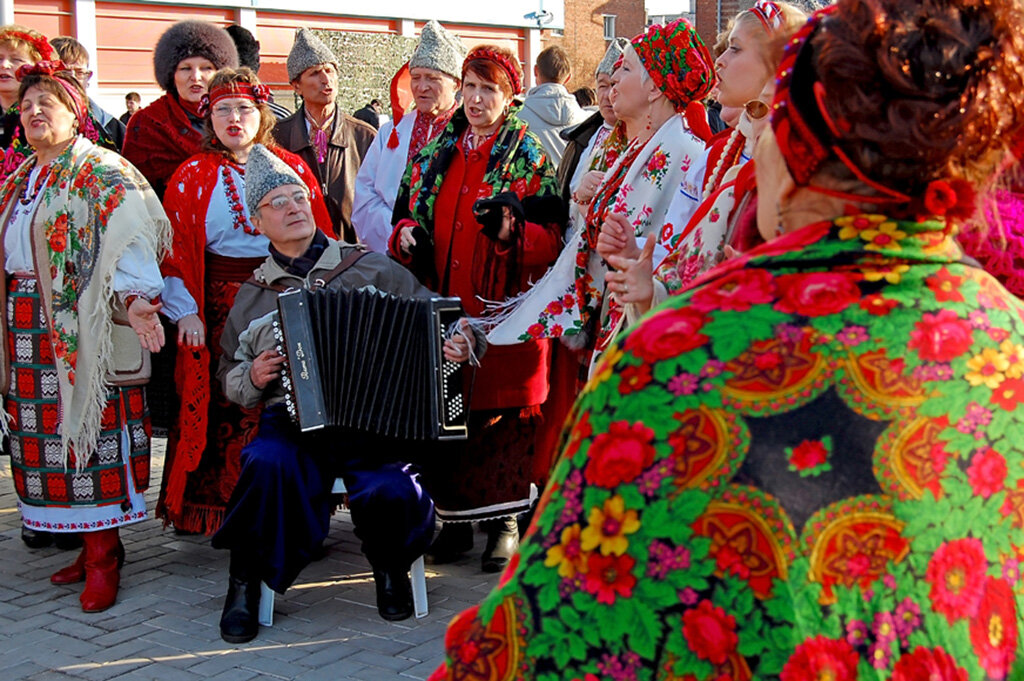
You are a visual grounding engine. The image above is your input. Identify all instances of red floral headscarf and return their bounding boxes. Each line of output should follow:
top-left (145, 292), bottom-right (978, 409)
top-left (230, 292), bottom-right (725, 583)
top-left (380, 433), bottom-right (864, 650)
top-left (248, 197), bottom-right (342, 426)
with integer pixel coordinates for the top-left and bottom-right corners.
top-left (630, 18), bottom-right (716, 112)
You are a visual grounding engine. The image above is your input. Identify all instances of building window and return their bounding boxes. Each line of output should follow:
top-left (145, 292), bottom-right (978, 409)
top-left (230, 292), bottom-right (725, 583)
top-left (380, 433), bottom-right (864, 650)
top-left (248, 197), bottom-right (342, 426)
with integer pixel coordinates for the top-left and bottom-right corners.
top-left (603, 14), bottom-right (617, 41)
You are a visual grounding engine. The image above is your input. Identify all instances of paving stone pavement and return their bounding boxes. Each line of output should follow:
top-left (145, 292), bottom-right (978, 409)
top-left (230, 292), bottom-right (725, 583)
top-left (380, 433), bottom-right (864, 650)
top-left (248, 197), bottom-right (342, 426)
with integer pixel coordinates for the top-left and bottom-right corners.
top-left (0, 439), bottom-right (501, 680)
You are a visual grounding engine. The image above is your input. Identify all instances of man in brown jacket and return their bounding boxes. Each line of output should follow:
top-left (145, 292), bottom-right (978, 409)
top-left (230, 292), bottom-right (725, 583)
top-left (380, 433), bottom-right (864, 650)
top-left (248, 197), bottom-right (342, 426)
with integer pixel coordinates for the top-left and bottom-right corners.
top-left (273, 28), bottom-right (375, 242)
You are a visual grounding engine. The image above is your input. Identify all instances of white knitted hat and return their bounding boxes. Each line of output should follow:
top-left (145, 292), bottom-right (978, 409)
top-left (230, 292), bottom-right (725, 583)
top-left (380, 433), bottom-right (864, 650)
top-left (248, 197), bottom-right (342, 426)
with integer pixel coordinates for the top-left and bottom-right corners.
top-left (596, 37), bottom-right (630, 76)
top-left (409, 20), bottom-right (465, 81)
top-left (287, 28), bottom-right (338, 82)
top-left (244, 145), bottom-right (308, 215)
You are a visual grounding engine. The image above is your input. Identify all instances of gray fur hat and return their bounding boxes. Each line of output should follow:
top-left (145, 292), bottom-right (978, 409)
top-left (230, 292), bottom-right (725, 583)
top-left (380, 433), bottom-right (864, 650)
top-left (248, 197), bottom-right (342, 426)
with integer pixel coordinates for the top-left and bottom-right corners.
top-left (596, 37), bottom-right (630, 77)
top-left (409, 20), bottom-right (465, 81)
top-left (245, 144), bottom-right (308, 216)
top-left (287, 28), bottom-right (338, 82)
top-left (153, 21), bottom-right (238, 93)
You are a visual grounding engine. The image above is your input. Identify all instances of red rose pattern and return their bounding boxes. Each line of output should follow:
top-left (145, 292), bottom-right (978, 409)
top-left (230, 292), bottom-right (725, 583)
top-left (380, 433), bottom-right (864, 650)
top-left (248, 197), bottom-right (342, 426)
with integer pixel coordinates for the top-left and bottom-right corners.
top-left (774, 272), bottom-right (862, 317)
top-left (780, 636), bottom-right (860, 681)
top-left (908, 310), bottom-right (974, 362)
top-left (681, 600), bottom-right (739, 665)
top-left (891, 646), bottom-right (968, 681)
top-left (585, 421), bottom-right (656, 488)
top-left (623, 307), bottom-right (709, 363)
top-left (926, 538), bottom-right (987, 624)
top-left (967, 447), bottom-right (1007, 499)
top-left (969, 578), bottom-right (1018, 679)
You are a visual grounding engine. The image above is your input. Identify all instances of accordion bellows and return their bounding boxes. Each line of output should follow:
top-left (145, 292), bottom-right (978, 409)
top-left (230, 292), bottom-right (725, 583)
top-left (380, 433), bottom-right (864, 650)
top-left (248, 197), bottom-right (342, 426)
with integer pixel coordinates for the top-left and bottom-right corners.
top-left (274, 287), bottom-right (468, 440)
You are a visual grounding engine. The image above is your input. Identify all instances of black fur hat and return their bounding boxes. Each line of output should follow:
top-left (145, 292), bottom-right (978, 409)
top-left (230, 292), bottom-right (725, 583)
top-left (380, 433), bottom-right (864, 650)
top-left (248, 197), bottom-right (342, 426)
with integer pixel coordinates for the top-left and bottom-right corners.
top-left (153, 21), bottom-right (238, 93)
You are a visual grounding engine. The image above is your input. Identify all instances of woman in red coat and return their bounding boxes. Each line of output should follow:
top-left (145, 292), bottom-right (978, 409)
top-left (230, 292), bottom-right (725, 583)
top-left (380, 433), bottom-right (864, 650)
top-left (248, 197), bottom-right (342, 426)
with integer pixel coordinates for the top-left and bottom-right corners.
top-left (391, 45), bottom-right (565, 572)
top-left (157, 68), bottom-right (331, 534)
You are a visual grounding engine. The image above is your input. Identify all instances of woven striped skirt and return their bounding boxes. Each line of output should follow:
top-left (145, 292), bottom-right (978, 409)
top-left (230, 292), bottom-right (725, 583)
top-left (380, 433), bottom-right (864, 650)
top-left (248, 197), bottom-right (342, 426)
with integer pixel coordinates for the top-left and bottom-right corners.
top-left (6, 274), bottom-right (150, 532)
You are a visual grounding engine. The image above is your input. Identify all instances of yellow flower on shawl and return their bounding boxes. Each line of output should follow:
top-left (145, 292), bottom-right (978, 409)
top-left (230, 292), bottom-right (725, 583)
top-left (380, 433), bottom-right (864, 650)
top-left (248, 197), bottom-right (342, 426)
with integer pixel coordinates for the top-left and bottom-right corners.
top-left (544, 524), bottom-right (589, 579)
top-left (836, 214), bottom-right (888, 240)
top-left (999, 340), bottom-right (1024, 379)
top-left (965, 347), bottom-right (1010, 389)
top-left (859, 221), bottom-right (907, 251)
top-left (586, 345), bottom-right (624, 393)
top-left (580, 495), bottom-right (641, 556)
top-left (862, 263), bottom-right (910, 284)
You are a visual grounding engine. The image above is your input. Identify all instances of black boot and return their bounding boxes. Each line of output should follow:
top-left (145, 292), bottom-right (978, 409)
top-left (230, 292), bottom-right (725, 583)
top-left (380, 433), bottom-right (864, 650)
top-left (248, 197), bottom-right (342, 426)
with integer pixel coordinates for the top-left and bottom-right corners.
top-left (54, 532), bottom-right (83, 551)
top-left (480, 517), bottom-right (519, 573)
top-left (425, 522), bottom-right (473, 565)
top-left (373, 567), bottom-right (413, 621)
top-left (219, 551), bottom-right (260, 644)
top-left (21, 527), bottom-right (53, 549)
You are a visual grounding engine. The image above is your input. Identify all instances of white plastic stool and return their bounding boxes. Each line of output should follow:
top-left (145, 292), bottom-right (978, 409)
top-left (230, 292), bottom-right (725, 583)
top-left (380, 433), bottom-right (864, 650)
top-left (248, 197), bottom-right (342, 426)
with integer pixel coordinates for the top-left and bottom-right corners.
top-left (257, 478), bottom-right (429, 626)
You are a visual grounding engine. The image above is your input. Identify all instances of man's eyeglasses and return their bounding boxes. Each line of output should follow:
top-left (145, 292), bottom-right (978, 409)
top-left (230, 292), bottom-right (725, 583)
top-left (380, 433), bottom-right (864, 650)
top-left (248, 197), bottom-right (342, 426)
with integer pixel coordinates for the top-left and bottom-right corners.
top-left (212, 104), bottom-right (258, 118)
top-left (71, 68), bottom-right (93, 82)
top-left (258, 191), bottom-right (310, 212)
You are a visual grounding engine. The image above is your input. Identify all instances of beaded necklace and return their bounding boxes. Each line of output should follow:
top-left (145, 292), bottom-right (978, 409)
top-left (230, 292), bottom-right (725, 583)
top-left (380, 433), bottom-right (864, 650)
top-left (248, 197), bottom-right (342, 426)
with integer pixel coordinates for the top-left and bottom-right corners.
top-left (703, 128), bottom-right (745, 196)
top-left (18, 161), bottom-right (50, 205)
top-left (220, 161), bottom-right (258, 235)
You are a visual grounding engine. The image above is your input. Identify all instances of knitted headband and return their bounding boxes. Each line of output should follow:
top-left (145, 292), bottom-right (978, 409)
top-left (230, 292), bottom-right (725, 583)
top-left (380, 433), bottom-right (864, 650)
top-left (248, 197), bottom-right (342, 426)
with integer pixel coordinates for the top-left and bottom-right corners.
top-left (198, 82), bottom-right (271, 117)
top-left (751, 0), bottom-right (785, 34)
top-left (463, 46), bottom-right (522, 95)
top-left (0, 28), bottom-right (53, 61)
top-left (770, 5), bottom-right (909, 203)
top-left (631, 18), bottom-right (716, 112)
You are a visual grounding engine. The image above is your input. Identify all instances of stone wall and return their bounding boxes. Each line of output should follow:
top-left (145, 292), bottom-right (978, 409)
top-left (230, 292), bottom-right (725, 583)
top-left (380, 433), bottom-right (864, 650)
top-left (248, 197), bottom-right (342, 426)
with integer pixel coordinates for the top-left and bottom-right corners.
top-left (274, 29), bottom-right (418, 117)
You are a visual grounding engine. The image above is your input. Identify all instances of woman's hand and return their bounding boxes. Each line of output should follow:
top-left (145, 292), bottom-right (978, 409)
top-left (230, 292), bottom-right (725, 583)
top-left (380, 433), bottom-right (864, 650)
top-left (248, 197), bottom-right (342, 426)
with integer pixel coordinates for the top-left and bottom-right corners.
top-left (573, 170), bottom-right (605, 205)
top-left (604, 237), bottom-right (656, 311)
top-left (443, 319), bottom-right (476, 363)
top-left (398, 225), bottom-right (418, 255)
top-left (127, 298), bottom-right (165, 353)
top-left (596, 212), bottom-right (641, 261)
top-left (177, 314), bottom-right (205, 348)
top-left (249, 349), bottom-right (286, 390)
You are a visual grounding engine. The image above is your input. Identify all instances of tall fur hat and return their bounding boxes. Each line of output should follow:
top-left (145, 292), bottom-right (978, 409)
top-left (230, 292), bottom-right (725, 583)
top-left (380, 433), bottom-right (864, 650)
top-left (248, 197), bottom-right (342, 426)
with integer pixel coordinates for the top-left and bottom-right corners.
top-left (409, 20), bottom-right (465, 82)
top-left (244, 144), bottom-right (308, 216)
top-left (153, 21), bottom-right (238, 93)
top-left (287, 28), bottom-right (338, 82)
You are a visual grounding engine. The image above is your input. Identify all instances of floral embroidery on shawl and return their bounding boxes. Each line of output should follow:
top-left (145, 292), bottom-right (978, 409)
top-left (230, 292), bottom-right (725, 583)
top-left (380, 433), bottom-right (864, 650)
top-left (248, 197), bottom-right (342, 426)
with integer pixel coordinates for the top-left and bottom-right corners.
top-left (486, 115), bottom-right (705, 348)
top-left (432, 213), bottom-right (1024, 680)
top-left (0, 136), bottom-right (170, 465)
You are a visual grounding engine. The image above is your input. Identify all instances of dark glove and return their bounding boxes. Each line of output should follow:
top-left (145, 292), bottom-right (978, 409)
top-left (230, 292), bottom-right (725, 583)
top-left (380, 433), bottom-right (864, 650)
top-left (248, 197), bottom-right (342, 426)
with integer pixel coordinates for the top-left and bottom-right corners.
top-left (473, 192), bottom-right (525, 241)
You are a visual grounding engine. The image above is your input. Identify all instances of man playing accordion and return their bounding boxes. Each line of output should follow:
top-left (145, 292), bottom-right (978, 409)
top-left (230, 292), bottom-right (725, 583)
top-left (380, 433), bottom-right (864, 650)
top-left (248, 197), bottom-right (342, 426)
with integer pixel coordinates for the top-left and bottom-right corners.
top-left (212, 144), bottom-right (483, 644)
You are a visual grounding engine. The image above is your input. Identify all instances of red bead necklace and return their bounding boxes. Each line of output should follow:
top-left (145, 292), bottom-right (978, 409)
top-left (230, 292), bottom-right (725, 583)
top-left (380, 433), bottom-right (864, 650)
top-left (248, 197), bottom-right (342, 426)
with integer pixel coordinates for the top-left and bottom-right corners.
top-left (221, 161), bottom-right (258, 235)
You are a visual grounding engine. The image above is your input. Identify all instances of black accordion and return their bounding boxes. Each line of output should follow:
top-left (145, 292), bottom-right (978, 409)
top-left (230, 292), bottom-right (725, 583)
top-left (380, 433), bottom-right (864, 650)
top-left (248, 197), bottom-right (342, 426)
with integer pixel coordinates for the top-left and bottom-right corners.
top-left (273, 287), bottom-right (468, 440)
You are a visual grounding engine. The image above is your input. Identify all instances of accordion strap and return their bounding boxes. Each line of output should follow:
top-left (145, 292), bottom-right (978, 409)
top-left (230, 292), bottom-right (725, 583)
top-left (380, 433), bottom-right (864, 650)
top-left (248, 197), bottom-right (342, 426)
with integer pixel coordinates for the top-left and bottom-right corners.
top-left (244, 247), bottom-right (369, 293)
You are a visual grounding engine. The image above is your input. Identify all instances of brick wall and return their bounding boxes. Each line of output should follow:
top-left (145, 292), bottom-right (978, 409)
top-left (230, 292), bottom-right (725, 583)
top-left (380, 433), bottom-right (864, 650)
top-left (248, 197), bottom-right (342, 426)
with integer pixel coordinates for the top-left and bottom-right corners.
top-left (694, 0), bottom-right (757, 50)
top-left (543, 0), bottom-right (646, 92)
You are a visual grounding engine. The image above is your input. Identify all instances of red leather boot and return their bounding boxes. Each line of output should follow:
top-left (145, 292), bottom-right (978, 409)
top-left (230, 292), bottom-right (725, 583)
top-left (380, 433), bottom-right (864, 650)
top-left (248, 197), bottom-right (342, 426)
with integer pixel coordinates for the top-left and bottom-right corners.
top-left (80, 528), bottom-right (121, 612)
top-left (52, 534), bottom-right (124, 585)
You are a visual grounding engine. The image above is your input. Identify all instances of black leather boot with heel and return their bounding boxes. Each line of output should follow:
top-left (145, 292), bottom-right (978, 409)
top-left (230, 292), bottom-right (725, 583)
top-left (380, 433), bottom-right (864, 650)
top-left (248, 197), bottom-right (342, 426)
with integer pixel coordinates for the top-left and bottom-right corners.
top-left (219, 550), bottom-right (261, 644)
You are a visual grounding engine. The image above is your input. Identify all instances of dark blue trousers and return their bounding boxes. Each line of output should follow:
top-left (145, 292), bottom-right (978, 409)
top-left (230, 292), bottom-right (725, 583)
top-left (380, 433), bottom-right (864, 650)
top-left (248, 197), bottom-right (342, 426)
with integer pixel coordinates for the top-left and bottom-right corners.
top-left (212, 405), bottom-right (435, 593)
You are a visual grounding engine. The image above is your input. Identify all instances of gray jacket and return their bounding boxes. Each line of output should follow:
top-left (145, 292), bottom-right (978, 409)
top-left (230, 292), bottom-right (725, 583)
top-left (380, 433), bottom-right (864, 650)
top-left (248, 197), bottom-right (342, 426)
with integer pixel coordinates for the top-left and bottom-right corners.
top-left (218, 239), bottom-right (485, 409)
top-left (517, 82), bottom-right (589, 165)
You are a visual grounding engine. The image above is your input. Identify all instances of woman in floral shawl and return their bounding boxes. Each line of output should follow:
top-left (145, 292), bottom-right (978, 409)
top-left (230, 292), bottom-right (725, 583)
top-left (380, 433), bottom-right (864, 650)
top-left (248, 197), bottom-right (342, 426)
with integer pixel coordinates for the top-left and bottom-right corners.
top-left (390, 45), bottom-right (564, 573)
top-left (0, 63), bottom-right (169, 613)
top-left (429, 0), bottom-right (1024, 679)
top-left (485, 19), bottom-right (715, 370)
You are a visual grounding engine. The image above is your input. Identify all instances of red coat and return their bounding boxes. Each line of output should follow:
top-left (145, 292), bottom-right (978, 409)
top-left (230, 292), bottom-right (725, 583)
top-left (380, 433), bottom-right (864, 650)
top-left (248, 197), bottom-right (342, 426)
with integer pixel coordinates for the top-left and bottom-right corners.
top-left (158, 148), bottom-right (332, 524)
top-left (122, 94), bottom-right (202, 199)
top-left (401, 134), bottom-right (562, 410)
